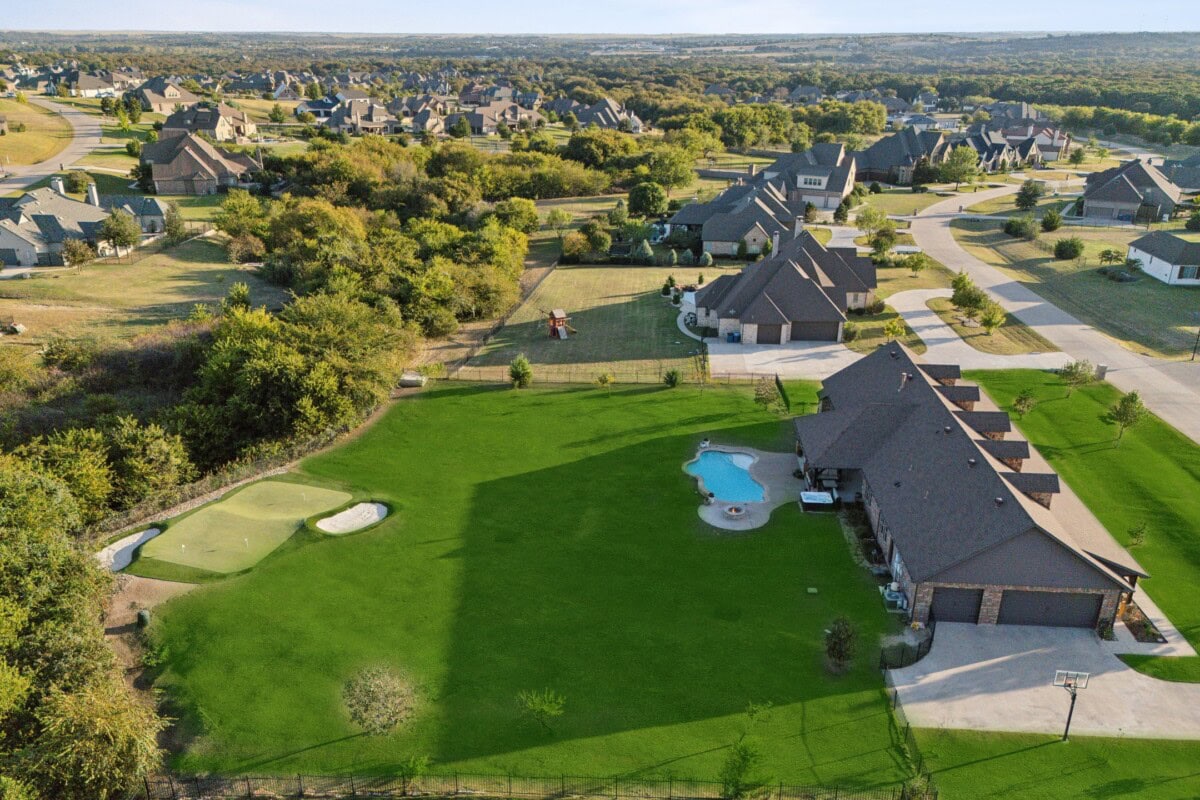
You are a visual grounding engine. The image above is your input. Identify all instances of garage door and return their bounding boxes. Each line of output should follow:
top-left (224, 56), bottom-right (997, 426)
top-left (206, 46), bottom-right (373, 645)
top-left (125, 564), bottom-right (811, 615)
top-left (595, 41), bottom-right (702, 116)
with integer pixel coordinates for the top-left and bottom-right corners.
top-left (997, 590), bottom-right (1102, 628)
top-left (930, 587), bottom-right (983, 623)
top-left (757, 324), bottom-right (782, 344)
top-left (789, 321), bottom-right (840, 341)
top-left (0, 249), bottom-right (18, 267)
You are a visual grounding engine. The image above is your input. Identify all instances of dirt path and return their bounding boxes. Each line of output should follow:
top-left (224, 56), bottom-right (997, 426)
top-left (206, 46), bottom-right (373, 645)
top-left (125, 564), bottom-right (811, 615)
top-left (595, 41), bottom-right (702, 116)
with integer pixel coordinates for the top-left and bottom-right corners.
top-left (104, 575), bottom-right (195, 687)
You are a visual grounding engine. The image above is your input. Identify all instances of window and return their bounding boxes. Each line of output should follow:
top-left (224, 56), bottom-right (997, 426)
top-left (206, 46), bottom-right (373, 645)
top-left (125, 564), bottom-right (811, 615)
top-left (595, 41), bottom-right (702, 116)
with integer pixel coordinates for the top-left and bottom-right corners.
top-left (802, 176), bottom-right (823, 187)
top-left (1180, 265), bottom-right (1200, 280)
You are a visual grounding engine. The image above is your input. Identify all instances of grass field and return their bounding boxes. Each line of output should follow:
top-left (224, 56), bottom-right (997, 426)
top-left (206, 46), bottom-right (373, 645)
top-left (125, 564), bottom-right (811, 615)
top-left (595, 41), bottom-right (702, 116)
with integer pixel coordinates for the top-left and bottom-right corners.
top-left (916, 729), bottom-right (1200, 800)
top-left (0, 237), bottom-right (287, 344)
top-left (951, 220), bottom-right (1200, 359)
top-left (131, 481), bottom-right (352, 578)
top-left (150, 383), bottom-right (911, 784)
top-left (469, 264), bottom-right (739, 378)
top-left (965, 194), bottom-right (1076, 217)
top-left (860, 188), bottom-right (957, 217)
top-left (0, 97), bottom-right (73, 165)
top-left (926, 298), bottom-right (1059, 355)
top-left (967, 370), bottom-right (1200, 681)
top-left (226, 97), bottom-right (301, 123)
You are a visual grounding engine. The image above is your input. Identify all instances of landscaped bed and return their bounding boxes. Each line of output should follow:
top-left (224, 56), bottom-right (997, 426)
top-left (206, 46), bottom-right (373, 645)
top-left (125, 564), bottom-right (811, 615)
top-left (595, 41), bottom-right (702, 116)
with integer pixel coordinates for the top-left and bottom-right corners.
top-left (147, 382), bottom-right (911, 785)
top-left (925, 297), bottom-right (1059, 355)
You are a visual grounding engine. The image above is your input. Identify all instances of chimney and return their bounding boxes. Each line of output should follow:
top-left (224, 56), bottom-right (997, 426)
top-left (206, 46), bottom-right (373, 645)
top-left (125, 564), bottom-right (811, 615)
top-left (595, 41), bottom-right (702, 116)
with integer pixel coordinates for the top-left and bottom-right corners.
top-left (86, 183), bottom-right (100, 207)
top-left (793, 217), bottom-right (803, 239)
top-left (771, 231), bottom-right (780, 255)
top-left (748, 163), bottom-right (757, 176)
top-left (51, 176), bottom-right (66, 196)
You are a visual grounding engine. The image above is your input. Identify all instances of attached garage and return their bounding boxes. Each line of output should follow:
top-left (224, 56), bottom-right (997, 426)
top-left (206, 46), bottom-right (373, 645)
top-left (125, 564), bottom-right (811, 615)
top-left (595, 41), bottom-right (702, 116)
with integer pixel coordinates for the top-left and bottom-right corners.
top-left (0, 249), bottom-right (18, 267)
top-left (930, 587), bottom-right (983, 623)
top-left (997, 590), bottom-right (1102, 628)
top-left (756, 324), bottom-right (782, 344)
top-left (789, 321), bottom-right (841, 341)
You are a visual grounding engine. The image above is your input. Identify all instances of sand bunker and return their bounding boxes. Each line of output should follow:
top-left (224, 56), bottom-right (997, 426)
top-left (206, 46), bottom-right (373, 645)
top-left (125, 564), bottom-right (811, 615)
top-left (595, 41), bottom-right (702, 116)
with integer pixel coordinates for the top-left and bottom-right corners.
top-left (316, 502), bottom-right (389, 534)
top-left (95, 528), bottom-right (162, 572)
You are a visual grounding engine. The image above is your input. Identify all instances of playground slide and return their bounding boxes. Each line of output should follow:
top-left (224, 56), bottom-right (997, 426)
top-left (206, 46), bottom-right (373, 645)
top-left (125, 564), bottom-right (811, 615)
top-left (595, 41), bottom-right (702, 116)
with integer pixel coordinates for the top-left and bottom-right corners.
top-left (557, 326), bottom-right (568, 339)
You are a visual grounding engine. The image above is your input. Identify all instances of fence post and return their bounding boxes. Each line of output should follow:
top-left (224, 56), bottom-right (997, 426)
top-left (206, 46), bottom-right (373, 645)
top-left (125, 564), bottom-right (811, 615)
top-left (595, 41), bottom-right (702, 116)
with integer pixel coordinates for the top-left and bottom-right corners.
top-left (245, 776), bottom-right (252, 799)
top-left (668, 778), bottom-right (673, 800)
top-left (613, 776), bottom-right (619, 800)
top-left (297, 773), bottom-right (305, 797)
top-left (349, 775), bottom-right (356, 797)
top-left (509, 774), bottom-right (513, 799)
top-left (455, 773), bottom-right (460, 795)
top-left (168, 775), bottom-right (177, 800)
top-left (561, 775), bottom-right (566, 797)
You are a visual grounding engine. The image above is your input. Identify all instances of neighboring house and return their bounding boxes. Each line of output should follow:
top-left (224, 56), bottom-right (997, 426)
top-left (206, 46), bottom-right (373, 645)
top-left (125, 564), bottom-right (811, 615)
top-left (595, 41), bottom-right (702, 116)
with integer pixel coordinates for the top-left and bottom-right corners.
top-left (759, 143), bottom-right (857, 210)
top-left (982, 101), bottom-right (1045, 122)
top-left (910, 91), bottom-right (940, 112)
top-left (296, 96), bottom-right (339, 120)
top-left (408, 108), bottom-right (445, 136)
top-left (138, 77), bottom-right (200, 114)
top-left (0, 183), bottom-right (115, 266)
top-left (327, 99), bottom-right (401, 135)
top-left (904, 114), bottom-right (941, 132)
top-left (1081, 159), bottom-right (1182, 222)
top-left (445, 102), bottom-right (544, 135)
top-left (101, 194), bottom-right (171, 234)
top-left (854, 127), bottom-right (951, 184)
top-left (948, 131), bottom-right (1018, 173)
top-left (544, 97), bottom-right (644, 132)
top-left (788, 85), bottom-right (824, 104)
top-left (1160, 153), bottom-right (1200, 192)
top-left (334, 87), bottom-right (371, 103)
top-left (794, 345), bottom-right (1144, 629)
top-left (694, 229), bottom-right (876, 343)
top-left (1000, 123), bottom-right (1072, 162)
top-left (54, 70), bottom-right (117, 97)
top-left (388, 94), bottom-right (451, 119)
top-left (272, 83), bottom-right (301, 101)
top-left (1127, 231), bottom-right (1200, 286)
top-left (162, 103), bottom-right (257, 142)
top-left (140, 132), bottom-right (260, 195)
top-left (669, 180), bottom-right (793, 257)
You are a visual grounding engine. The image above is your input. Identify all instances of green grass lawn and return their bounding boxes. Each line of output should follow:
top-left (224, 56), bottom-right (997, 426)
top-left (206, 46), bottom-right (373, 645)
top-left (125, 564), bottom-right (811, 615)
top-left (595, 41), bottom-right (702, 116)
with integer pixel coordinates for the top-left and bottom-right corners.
top-left (0, 237), bottom-right (288, 344)
top-left (130, 481), bottom-right (351, 579)
top-left (951, 220), bottom-right (1200, 359)
top-left (841, 258), bottom-right (957, 356)
top-left (965, 194), bottom-right (1075, 217)
top-left (916, 729), bottom-right (1200, 800)
top-left (150, 383), bottom-right (911, 784)
top-left (860, 189), bottom-right (954, 217)
top-left (926, 298), bottom-right (1059, 355)
top-left (967, 370), bottom-right (1200, 679)
top-left (0, 97), bottom-right (73, 165)
top-left (469, 264), bottom-right (738, 379)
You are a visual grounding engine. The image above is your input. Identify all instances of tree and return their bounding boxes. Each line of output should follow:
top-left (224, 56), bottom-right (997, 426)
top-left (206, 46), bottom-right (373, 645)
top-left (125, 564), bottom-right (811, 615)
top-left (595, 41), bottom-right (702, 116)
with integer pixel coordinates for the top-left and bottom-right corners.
top-left (123, 97), bottom-right (142, 125)
top-left (883, 317), bottom-right (906, 342)
top-left (268, 103), bottom-right (287, 124)
top-left (633, 238), bottom-right (655, 265)
top-left (628, 182), bottom-right (668, 218)
top-left (99, 210), bottom-right (140, 258)
top-left (1069, 147), bottom-right (1087, 165)
top-left (900, 252), bottom-right (932, 275)
top-left (104, 416), bottom-right (194, 508)
top-left (833, 198), bottom-right (849, 223)
top-left (1014, 179), bottom-right (1045, 211)
top-left (64, 170), bottom-right (93, 194)
top-left (854, 206), bottom-right (888, 239)
top-left (1186, 211), bottom-right (1200, 232)
top-left (803, 202), bottom-right (817, 223)
top-left (1013, 388), bottom-right (1038, 419)
top-left (608, 199), bottom-right (629, 227)
top-left (1060, 360), bottom-right (1096, 397)
top-left (979, 301), bottom-right (1006, 335)
top-left (493, 197), bottom-right (540, 234)
top-left (1041, 209), bottom-right (1063, 232)
top-left (60, 239), bottom-right (96, 269)
top-left (736, 238), bottom-right (749, 260)
top-left (698, 251), bottom-right (714, 267)
top-left (1109, 391), bottom-right (1146, 443)
top-left (1099, 248), bottom-right (1124, 266)
top-left (594, 372), bottom-right (614, 392)
top-left (213, 189), bottom-right (268, 239)
top-left (509, 354), bottom-right (533, 388)
top-left (940, 145), bottom-right (979, 189)
top-left (517, 688), bottom-right (565, 732)
top-left (646, 145), bottom-right (694, 191)
top-left (1054, 237), bottom-right (1085, 260)
top-left (719, 740), bottom-right (763, 800)
top-left (824, 616), bottom-right (858, 672)
top-left (164, 203), bottom-right (186, 244)
top-left (869, 220), bottom-right (897, 259)
top-left (448, 115), bottom-right (471, 139)
top-left (754, 377), bottom-right (782, 412)
top-left (343, 667), bottom-right (415, 736)
top-left (663, 368), bottom-right (682, 388)
top-left (545, 208), bottom-right (572, 240)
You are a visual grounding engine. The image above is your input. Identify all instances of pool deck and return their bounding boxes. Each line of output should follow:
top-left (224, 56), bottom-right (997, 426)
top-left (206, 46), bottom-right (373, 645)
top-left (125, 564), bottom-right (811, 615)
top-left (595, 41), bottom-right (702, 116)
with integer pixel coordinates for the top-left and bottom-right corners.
top-left (693, 444), bottom-right (802, 531)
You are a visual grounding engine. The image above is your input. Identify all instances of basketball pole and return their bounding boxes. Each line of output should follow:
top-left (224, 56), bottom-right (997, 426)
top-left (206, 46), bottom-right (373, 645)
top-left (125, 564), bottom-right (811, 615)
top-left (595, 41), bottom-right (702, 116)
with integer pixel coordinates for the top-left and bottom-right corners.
top-left (1062, 683), bottom-right (1078, 741)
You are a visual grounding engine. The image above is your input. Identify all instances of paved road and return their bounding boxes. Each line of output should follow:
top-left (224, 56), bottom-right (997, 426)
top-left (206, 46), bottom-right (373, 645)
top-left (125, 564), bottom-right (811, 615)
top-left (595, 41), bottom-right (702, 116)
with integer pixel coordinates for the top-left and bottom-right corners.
top-left (892, 622), bottom-right (1200, 739)
top-left (0, 97), bottom-right (103, 194)
top-left (910, 186), bottom-right (1200, 445)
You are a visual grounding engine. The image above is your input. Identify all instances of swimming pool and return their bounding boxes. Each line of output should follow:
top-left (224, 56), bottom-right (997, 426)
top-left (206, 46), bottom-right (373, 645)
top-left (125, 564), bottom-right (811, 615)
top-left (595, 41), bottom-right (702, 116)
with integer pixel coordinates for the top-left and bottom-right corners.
top-left (685, 450), bottom-right (765, 503)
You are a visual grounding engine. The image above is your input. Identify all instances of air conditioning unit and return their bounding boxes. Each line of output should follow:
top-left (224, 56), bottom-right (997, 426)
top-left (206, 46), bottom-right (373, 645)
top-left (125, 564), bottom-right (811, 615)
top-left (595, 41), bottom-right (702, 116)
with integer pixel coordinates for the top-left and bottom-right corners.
top-left (888, 582), bottom-right (900, 593)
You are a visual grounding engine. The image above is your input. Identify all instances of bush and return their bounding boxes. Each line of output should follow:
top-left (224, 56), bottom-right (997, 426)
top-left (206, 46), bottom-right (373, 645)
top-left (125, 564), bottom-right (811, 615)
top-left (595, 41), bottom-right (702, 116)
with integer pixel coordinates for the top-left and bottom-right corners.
top-left (343, 668), bottom-right (415, 736)
top-left (1187, 211), bottom-right (1200, 232)
top-left (633, 239), bottom-right (655, 266)
top-left (698, 251), bottom-right (714, 267)
top-left (509, 354), bottom-right (533, 388)
top-left (841, 320), bottom-right (859, 342)
top-left (227, 234), bottom-right (266, 264)
top-left (825, 617), bottom-right (858, 672)
top-left (865, 298), bottom-right (885, 315)
top-left (1054, 236), bottom-right (1085, 260)
top-left (1003, 215), bottom-right (1037, 239)
top-left (911, 185), bottom-right (930, 193)
top-left (1041, 209), bottom-right (1063, 232)
top-left (869, 181), bottom-right (883, 194)
top-left (64, 170), bottom-right (94, 194)
top-left (663, 369), bottom-right (682, 388)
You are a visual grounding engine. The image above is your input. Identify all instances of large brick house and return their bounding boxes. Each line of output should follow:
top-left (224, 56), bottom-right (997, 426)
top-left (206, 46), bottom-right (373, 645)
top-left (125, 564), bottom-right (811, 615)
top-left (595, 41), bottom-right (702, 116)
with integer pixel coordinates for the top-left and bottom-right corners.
top-left (1081, 159), bottom-right (1182, 222)
top-left (140, 132), bottom-right (259, 195)
top-left (793, 346), bottom-right (1144, 630)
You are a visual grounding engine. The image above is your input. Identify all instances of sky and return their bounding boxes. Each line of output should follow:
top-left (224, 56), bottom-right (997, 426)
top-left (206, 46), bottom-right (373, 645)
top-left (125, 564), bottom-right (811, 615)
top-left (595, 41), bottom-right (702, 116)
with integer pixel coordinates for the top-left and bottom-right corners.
top-left (1, 0), bottom-right (1197, 35)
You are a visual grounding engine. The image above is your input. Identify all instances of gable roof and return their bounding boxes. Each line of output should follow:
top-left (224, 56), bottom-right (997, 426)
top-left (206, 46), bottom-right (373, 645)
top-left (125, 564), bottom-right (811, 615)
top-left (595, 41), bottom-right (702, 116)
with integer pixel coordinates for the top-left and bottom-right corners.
top-left (794, 345), bottom-right (1137, 589)
top-left (1129, 231), bottom-right (1200, 265)
top-left (855, 128), bottom-right (949, 174)
top-left (1085, 159), bottom-right (1182, 205)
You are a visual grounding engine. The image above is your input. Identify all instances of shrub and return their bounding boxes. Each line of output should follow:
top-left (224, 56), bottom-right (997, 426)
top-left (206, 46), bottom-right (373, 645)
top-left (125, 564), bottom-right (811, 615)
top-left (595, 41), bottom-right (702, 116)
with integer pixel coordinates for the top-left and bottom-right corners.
top-left (663, 368), bottom-right (682, 388)
top-left (824, 617), bottom-right (858, 672)
top-left (679, 248), bottom-right (695, 266)
top-left (343, 667), bottom-right (415, 736)
top-left (509, 354), bottom-right (533, 388)
top-left (64, 170), bottom-right (94, 194)
top-left (227, 234), bottom-right (266, 264)
top-left (661, 282), bottom-right (672, 296)
top-left (1041, 209), bottom-right (1063, 232)
top-left (125, 139), bottom-right (142, 157)
top-left (1186, 211), bottom-right (1200, 232)
top-left (911, 185), bottom-right (930, 193)
top-left (698, 251), bottom-right (714, 267)
top-left (804, 201), bottom-right (818, 222)
top-left (865, 298), bottom-right (885, 315)
top-left (1003, 215), bottom-right (1037, 239)
top-left (633, 238), bottom-right (655, 266)
top-left (560, 231), bottom-right (589, 264)
top-left (841, 320), bottom-right (859, 342)
top-left (1054, 236), bottom-right (1085, 260)
top-left (869, 181), bottom-right (883, 194)
top-left (517, 688), bottom-right (566, 732)
top-left (719, 740), bottom-right (763, 800)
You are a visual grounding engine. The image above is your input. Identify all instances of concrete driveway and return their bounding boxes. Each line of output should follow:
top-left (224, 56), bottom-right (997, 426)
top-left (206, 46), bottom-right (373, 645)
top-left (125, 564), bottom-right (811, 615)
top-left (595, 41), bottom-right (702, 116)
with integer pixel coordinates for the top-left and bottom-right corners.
top-left (0, 97), bottom-right (103, 194)
top-left (891, 622), bottom-right (1200, 739)
top-left (707, 338), bottom-right (862, 380)
top-left (887, 289), bottom-right (1071, 371)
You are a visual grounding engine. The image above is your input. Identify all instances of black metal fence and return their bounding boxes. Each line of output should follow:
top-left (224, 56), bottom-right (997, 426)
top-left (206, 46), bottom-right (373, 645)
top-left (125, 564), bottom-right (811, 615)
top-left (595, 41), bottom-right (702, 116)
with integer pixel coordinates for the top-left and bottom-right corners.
top-left (885, 687), bottom-right (933, 783)
top-left (135, 772), bottom-right (935, 800)
top-left (877, 621), bottom-right (937, 671)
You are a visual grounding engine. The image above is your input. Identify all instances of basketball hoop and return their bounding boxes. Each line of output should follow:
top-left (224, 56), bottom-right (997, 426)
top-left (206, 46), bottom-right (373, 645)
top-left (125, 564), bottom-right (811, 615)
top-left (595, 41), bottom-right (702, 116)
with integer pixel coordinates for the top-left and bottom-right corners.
top-left (1053, 670), bottom-right (1089, 740)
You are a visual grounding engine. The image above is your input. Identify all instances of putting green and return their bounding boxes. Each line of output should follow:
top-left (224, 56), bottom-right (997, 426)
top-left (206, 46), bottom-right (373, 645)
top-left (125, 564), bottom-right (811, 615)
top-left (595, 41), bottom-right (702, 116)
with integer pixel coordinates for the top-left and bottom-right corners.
top-left (137, 481), bottom-right (351, 574)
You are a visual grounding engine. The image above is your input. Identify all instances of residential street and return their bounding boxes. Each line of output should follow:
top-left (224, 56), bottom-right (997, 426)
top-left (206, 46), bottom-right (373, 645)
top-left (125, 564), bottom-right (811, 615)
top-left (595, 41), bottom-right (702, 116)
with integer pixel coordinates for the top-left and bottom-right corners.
top-left (0, 97), bottom-right (103, 194)
top-left (909, 185), bottom-right (1200, 445)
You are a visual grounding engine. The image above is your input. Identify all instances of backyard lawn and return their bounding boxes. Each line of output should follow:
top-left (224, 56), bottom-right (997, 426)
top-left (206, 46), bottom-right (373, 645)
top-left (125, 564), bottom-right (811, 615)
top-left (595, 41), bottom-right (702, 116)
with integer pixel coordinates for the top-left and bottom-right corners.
top-left (149, 383), bottom-right (911, 785)
top-left (0, 97), bottom-right (73, 165)
top-left (860, 188), bottom-right (957, 217)
top-left (951, 220), bottom-right (1200, 359)
top-left (968, 370), bottom-right (1200, 680)
top-left (468, 264), bottom-right (737, 380)
top-left (0, 237), bottom-right (286, 344)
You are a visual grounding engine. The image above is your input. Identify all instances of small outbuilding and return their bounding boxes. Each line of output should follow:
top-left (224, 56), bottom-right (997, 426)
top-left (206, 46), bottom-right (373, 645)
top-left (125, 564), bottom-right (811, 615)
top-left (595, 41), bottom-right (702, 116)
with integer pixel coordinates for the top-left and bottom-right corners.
top-left (548, 309), bottom-right (570, 339)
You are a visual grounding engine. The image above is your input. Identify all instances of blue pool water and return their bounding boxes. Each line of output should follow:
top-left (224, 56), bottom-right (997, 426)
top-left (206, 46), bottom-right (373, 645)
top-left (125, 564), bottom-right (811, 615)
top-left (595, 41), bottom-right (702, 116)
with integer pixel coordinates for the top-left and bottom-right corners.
top-left (685, 451), bottom-right (765, 503)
